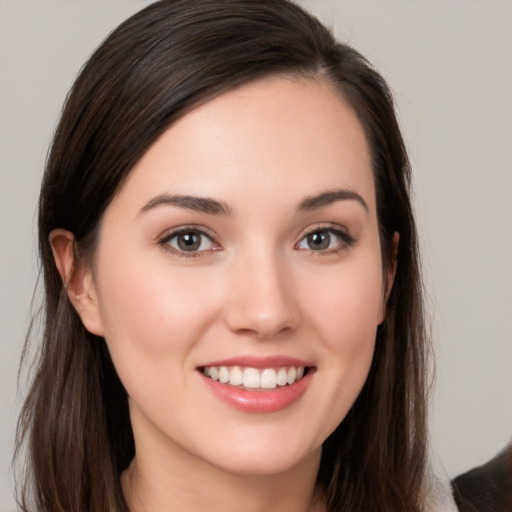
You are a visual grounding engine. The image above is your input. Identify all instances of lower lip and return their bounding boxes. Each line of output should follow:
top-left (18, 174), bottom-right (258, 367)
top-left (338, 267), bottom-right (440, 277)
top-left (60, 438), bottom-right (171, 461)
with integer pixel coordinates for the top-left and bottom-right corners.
top-left (199, 370), bottom-right (313, 413)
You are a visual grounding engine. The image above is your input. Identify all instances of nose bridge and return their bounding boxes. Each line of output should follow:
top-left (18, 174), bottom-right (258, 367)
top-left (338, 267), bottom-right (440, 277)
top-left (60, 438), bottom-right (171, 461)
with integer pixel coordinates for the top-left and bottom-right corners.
top-left (224, 244), bottom-right (299, 338)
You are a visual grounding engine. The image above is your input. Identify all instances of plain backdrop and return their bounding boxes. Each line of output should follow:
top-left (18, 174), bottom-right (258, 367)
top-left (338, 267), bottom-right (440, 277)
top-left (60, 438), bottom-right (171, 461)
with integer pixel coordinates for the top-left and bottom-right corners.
top-left (1, 1), bottom-right (511, 510)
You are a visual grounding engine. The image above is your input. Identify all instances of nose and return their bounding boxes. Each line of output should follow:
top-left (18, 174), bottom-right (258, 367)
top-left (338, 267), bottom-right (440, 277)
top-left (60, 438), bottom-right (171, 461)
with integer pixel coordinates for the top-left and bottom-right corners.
top-left (223, 251), bottom-right (300, 339)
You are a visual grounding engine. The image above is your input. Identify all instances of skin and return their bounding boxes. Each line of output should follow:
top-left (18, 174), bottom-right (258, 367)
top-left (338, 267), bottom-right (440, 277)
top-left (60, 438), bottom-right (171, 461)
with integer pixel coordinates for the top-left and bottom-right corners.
top-left (51, 76), bottom-right (395, 512)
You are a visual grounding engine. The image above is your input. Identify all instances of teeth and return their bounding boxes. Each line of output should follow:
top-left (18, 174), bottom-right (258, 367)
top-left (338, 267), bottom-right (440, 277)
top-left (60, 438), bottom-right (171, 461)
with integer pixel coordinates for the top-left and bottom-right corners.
top-left (243, 368), bottom-right (260, 388)
top-left (202, 365), bottom-right (306, 390)
top-left (219, 366), bottom-right (230, 384)
top-left (276, 368), bottom-right (288, 386)
top-left (260, 368), bottom-right (277, 389)
top-left (229, 366), bottom-right (243, 386)
top-left (210, 367), bottom-right (219, 381)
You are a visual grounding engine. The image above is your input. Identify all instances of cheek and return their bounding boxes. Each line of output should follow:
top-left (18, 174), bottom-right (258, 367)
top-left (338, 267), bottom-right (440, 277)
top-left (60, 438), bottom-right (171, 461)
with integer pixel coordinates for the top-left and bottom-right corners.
top-left (93, 258), bottom-right (225, 424)
top-left (94, 253), bottom-right (221, 363)
top-left (307, 258), bottom-right (384, 348)
top-left (301, 254), bottom-right (383, 409)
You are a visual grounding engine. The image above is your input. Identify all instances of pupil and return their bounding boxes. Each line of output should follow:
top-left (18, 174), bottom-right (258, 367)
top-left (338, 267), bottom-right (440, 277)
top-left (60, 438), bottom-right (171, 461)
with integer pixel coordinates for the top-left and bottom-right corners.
top-left (308, 231), bottom-right (330, 250)
top-left (178, 232), bottom-right (200, 251)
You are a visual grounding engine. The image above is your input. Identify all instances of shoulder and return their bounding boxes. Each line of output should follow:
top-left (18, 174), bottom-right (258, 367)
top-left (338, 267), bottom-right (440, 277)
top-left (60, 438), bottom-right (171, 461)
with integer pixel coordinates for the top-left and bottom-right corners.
top-left (451, 445), bottom-right (512, 512)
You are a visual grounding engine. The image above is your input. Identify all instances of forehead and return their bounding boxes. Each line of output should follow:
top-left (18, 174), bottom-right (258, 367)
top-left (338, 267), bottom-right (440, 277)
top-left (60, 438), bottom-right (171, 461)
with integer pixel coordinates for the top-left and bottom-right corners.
top-left (113, 76), bottom-right (375, 216)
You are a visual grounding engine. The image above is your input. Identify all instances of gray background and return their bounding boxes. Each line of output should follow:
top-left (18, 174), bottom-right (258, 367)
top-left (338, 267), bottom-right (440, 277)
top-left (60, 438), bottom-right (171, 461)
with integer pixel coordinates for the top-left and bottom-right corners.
top-left (1, 1), bottom-right (511, 510)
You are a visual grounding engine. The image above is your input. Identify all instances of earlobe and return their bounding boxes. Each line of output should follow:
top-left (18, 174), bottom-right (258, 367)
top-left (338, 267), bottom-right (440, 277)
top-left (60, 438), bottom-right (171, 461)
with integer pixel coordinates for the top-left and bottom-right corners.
top-left (49, 229), bottom-right (104, 336)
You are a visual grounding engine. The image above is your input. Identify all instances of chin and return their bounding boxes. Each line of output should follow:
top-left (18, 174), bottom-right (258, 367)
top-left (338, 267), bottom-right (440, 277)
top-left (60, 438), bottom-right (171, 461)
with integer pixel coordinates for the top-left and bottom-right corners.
top-left (201, 436), bottom-right (322, 478)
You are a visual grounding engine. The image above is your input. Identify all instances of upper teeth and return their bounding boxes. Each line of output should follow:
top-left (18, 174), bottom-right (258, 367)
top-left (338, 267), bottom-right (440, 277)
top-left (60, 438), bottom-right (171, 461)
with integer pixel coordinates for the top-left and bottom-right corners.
top-left (202, 366), bottom-right (305, 389)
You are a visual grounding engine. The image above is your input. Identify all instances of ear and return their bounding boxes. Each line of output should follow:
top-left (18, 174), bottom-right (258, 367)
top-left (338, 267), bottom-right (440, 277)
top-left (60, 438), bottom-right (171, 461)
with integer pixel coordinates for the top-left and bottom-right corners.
top-left (379, 232), bottom-right (399, 324)
top-left (49, 229), bottom-right (105, 336)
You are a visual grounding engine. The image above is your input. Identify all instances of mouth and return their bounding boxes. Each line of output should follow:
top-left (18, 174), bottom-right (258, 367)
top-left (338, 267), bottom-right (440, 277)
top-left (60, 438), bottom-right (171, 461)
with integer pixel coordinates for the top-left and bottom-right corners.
top-left (197, 358), bottom-right (315, 413)
top-left (200, 365), bottom-right (309, 391)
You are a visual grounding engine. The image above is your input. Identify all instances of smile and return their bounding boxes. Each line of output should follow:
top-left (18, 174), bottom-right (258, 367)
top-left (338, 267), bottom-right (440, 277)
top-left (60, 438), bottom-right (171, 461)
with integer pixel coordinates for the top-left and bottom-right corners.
top-left (201, 366), bottom-right (306, 390)
top-left (198, 356), bottom-right (314, 413)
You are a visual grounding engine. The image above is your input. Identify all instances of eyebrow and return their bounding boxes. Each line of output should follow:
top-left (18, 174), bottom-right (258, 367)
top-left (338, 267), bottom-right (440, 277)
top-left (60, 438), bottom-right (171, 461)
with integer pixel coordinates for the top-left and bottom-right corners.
top-left (298, 189), bottom-right (369, 213)
top-left (139, 188), bottom-right (368, 217)
top-left (138, 194), bottom-right (233, 216)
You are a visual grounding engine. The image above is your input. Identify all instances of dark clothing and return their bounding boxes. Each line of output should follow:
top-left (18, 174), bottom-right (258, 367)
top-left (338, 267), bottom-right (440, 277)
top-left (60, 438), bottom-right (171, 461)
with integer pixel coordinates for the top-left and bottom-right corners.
top-left (452, 445), bottom-right (512, 512)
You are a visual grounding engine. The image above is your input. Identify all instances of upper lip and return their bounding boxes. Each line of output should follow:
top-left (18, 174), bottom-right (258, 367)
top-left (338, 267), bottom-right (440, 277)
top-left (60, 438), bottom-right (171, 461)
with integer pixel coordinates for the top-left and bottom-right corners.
top-left (198, 355), bottom-right (314, 369)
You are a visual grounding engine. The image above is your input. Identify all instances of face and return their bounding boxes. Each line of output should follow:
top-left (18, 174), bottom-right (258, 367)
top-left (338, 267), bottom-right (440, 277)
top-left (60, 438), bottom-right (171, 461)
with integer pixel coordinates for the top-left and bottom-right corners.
top-left (79, 76), bottom-right (390, 477)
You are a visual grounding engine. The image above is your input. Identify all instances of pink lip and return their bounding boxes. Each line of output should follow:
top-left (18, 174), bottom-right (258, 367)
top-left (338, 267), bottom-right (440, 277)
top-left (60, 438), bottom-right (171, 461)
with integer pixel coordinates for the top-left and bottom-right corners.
top-left (197, 357), bottom-right (315, 413)
top-left (198, 355), bottom-right (313, 369)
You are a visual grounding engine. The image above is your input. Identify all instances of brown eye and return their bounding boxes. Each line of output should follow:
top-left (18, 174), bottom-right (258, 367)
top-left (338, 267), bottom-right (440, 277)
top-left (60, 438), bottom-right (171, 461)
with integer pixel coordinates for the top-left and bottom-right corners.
top-left (163, 229), bottom-right (216, 254)
top-left (177, 232), bottom-right (202, 251)
top-left (306, 231), bottom-right (331, 250)
top-left (297, 227), bottom-right (354, 253)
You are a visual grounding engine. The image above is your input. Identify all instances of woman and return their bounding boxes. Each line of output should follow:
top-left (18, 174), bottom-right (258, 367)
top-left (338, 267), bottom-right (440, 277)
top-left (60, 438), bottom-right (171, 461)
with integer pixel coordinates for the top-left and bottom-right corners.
top-left (15, 1), bottom-right (430, 510)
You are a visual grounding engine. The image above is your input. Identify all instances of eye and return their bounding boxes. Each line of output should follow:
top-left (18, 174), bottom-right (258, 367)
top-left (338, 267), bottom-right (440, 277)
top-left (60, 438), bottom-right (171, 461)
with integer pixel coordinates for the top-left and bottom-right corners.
top-left (296, 227), bottom-right (354, 253)
top-left (160, 228), bottom-right (219, 256)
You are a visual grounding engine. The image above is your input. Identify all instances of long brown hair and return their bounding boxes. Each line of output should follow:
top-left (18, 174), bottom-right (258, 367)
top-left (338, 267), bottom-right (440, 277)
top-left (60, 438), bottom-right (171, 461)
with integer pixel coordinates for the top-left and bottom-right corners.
top-left (15, 1), bottom-right (430, 510)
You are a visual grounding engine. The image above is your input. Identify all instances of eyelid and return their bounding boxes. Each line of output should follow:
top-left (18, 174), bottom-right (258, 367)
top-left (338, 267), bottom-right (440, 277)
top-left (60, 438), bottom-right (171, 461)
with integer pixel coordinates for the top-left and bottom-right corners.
top-left (159, 224), bottom-right (217, 241)
top-left (295, 223), bottom-right (356, 252)
top-left (158, 225), bottom-right (222, 257)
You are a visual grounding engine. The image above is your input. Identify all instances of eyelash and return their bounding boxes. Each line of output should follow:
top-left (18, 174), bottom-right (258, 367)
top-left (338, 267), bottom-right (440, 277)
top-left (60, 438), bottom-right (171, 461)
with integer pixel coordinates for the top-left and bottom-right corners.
top-left (158, 224), bottom-right (356, 258)
top-left (158, 226), bottom-right (220, 258)
top-left (295, 224), bottom-right (356, 254)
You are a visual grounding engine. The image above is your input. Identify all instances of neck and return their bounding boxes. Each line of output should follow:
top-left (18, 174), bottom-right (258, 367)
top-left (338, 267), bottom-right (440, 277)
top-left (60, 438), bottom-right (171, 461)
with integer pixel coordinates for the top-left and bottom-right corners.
top-left (122, 444), bottom-right (324, 512)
